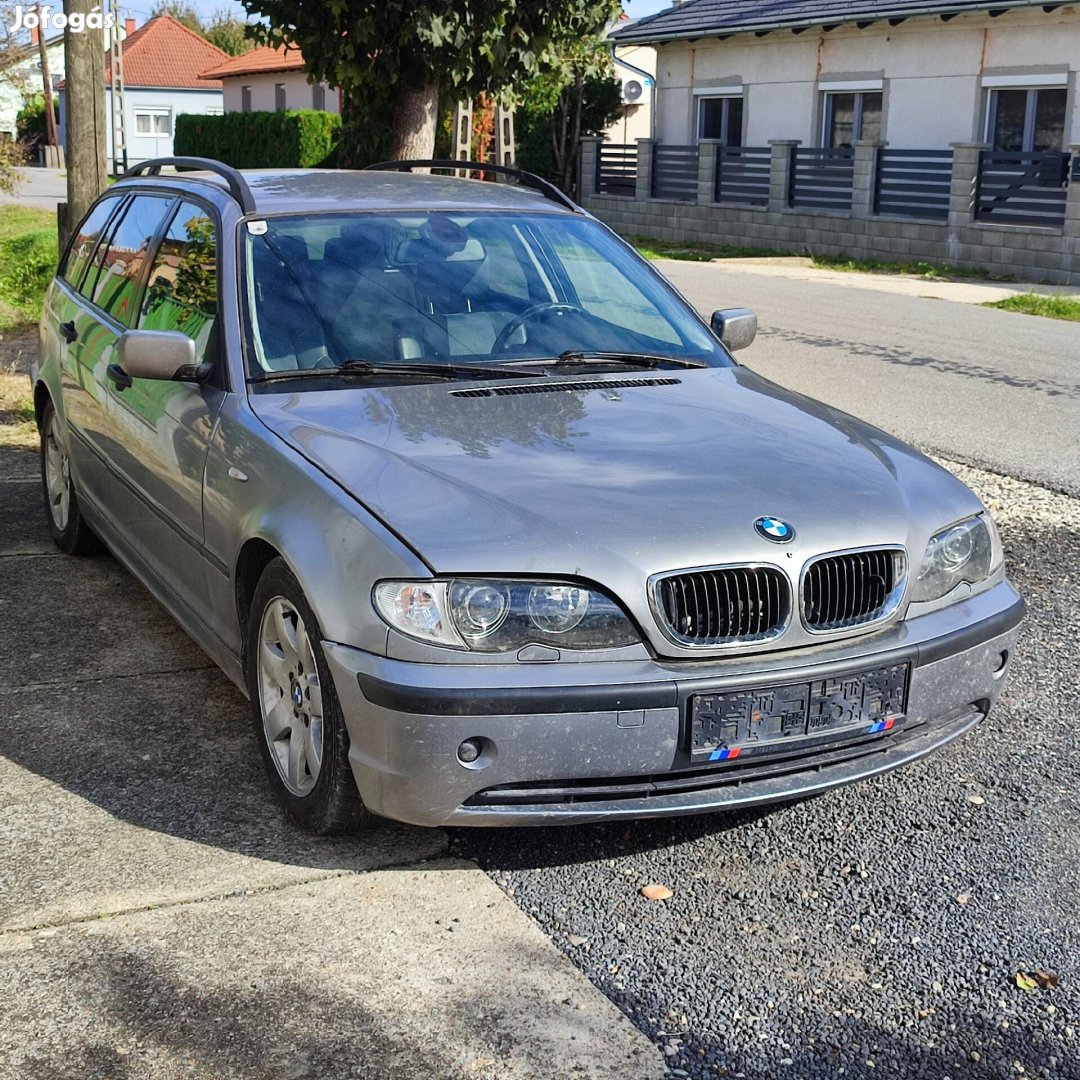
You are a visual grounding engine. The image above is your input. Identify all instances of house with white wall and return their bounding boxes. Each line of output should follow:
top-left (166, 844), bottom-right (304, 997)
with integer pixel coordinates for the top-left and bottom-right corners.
top-left (613, 0), bottom-right (1080, 153)
top-left (198, 45), bottom-right (339, 114)
top-left (58, 15), bottom-right (226, 169)
top-left (0, 31), bottom-right (64, 140)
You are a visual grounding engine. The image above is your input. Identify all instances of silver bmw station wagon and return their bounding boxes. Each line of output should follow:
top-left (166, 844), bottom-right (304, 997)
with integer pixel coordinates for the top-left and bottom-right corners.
top-left (32, 157), bottom-right (1024, 832)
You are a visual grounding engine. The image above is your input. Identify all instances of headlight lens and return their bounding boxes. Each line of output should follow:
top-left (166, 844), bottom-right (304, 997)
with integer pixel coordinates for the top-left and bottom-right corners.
top-left (911, 515), bottom-right (996, 602)
top-left (374, 578), bottom-right (639, 652)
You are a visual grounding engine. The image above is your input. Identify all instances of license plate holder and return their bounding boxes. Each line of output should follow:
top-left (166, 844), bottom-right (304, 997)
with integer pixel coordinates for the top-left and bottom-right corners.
top-left (688, 662), bottom-right (911, 764)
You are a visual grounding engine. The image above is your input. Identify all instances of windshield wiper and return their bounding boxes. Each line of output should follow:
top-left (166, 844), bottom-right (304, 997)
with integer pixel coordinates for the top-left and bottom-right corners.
top-left (508, 351), bottom-right (710, 371)
top-left (250, 358), bottom-right (538, 385)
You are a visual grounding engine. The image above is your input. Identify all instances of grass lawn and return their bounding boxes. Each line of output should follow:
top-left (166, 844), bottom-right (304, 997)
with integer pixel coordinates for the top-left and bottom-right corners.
top-left (983, 293), bottom-right (1080, 322)
top-left (629, 236), bottom-right (788, 261)
top-left (0, 205), bottom-right (58, 332)
top-left (627, 235), bottom-right (1020, 283)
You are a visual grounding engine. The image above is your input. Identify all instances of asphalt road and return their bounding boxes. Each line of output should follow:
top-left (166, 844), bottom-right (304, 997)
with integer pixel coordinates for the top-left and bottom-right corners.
top-left (654, 261), bottom-right (1080, 496)
top-left (0, 167), bottom-right (67, 211)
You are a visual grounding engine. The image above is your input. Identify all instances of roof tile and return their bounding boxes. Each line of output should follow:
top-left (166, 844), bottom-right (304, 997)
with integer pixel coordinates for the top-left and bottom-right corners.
top-left (104, 16), bottom-right (228, 89)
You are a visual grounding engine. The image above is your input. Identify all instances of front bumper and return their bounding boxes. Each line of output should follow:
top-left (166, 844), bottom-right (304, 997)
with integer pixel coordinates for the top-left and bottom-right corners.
top-left (324, 581), bottom-right (1024, 827)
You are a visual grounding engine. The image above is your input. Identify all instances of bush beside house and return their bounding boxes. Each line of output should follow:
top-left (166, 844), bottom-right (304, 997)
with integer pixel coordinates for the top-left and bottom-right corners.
top-left (175, 109), bottom-right (340, 168)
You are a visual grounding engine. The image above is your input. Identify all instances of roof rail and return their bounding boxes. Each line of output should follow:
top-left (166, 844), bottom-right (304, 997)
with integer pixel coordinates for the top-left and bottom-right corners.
top-left (363, 159), bottom-right (580, 213)
top-left (120, 156), bottom-right (256, 214)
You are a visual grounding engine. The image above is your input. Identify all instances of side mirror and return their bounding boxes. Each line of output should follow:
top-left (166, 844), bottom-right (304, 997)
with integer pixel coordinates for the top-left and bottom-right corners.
top-left (113, 330), bottom-right (204, 390)
top-left (710, 308), bottom-right (758, 352)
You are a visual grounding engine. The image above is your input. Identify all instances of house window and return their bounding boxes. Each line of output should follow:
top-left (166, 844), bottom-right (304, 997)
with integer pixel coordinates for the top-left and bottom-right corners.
top-left (312, 83), bottom-right (326, 111)
top-left (987, 87), bottom-right (1067, 152)
top-left (134, 108), bottom-right (171, 136)
top-left (241, 85), bottom-right (252, 113)
top-left (823, 92), bottom-right (882, 148)
top-left (275, 83), bottom-right (286, 110)
top-left (696, 95), bottom-right (743, 146)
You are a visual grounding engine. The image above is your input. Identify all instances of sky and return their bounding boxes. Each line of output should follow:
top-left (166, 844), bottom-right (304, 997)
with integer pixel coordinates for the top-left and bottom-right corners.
top-left (123, 0), bottom-right (674, 27)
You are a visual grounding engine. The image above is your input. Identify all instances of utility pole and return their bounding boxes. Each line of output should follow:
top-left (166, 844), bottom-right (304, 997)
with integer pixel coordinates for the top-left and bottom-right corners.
top-left (108, 0), bottom-right (126, 175)
top-left (33, 14), bottom-right (59, 151)
top-left (62, 0), bottom-right (107, 247)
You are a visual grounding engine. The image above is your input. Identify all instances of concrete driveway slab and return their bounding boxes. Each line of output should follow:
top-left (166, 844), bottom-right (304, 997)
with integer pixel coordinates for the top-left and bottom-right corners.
top-left (0, 666), bottom-right (449, 932)
top-left (0, 864), bottom-right (664, 1080)
top-left (0, 477), bottom-right (52, 554)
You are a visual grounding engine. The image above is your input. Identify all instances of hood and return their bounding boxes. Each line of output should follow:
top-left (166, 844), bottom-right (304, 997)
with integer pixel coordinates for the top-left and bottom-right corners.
top-left (250, 366), bottom-right (983, 648)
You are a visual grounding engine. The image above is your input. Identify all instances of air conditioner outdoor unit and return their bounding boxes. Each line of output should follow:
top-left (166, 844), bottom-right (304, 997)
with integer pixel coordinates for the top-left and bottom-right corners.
top-left (622, 79), bottom-right (645, 105)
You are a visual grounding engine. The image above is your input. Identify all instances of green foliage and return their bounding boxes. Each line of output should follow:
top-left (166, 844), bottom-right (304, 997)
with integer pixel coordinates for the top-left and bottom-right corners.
top-left (150, 0), bottom-right (204, 34)
top-left (204, 13), bottom-right (256, 56)
top-left (984, 293), bottom-right (1080, 321)
top-left (516, 73), bottom-right (622, 184)
top-left (241, 0), bottom-right (622, 154)
top-left (0, 207), bottom-right (58, 330)
top-left (0, 138), bottom-right (26, 197)
top-left (16, 96), bottom-right (59, 148)
top-left (150, 2), bottom-right (255, 55)
top-left (175, 110), bottom-right (342, 168)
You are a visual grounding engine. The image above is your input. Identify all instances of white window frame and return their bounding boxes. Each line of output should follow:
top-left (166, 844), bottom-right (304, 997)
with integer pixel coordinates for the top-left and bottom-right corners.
top-left (693, 88), bottom-right (745, 145)
top-left (983, 81), bottom-right (1068, 152)
top-left (133, 107), bottom-right (172, 137)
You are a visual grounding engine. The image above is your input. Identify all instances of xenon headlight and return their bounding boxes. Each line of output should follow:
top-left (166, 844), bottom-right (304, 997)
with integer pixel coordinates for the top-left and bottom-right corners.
top-left (374, 579), bottom-right (639, 652)
top-left (910, 514), bottom-right (997, 603)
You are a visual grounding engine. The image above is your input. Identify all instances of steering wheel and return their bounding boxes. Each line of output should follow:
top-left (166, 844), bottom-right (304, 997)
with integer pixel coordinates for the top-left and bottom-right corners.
top-left (492, 302), bottom-right (588, 353)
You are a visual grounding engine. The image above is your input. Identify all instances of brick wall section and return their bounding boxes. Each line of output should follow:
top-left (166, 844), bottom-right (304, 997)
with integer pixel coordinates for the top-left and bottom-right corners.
top-left (579, 137), bottom-right (1080, 286)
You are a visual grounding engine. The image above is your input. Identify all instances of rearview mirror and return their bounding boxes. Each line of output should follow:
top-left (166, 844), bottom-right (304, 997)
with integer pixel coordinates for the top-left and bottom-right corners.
top-left (710, 308), bottom-right (758, 352)
top-left (116, 330), bottom-right (201, 382)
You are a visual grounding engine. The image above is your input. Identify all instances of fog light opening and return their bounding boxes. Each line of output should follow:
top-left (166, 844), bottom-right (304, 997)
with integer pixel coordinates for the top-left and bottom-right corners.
top-left (457, 737), bottom-right (495, 770)
top-left (992, 649), bottom-right (1009, 678)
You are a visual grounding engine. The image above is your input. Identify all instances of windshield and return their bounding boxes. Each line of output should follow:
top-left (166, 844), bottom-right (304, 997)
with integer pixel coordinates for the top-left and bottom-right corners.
top-left (241, 210), bottom-right (730, 378)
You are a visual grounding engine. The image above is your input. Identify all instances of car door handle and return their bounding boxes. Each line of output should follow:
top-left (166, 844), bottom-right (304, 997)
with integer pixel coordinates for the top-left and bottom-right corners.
top-left (59, 320), bottom-right (78, 344)
top-left (106, 363), bottom-right (133, 392)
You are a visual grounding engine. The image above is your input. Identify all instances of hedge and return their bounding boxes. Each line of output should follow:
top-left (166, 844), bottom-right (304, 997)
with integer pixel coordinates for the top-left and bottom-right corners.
top-left (174, 110), bottom-right (341, 169)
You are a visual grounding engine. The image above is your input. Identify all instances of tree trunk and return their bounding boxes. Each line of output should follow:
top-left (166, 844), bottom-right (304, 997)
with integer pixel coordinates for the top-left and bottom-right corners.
top-left (389, 80), bottom-right (440, 161)
top-left (63, 0), bottom-right (107, 247)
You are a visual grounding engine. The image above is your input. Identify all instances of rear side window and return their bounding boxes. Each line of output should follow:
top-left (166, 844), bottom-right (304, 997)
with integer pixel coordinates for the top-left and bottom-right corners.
top-left (62, 196), bottom-right (123, 291)
top-left (138, 201), bottom-right (219, 363)
top-left (87, 195), bottom-right (174, 321)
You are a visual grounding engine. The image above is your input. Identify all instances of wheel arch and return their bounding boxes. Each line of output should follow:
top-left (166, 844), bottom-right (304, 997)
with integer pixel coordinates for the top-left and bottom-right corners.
top-left (33, 379), bottom-right (52, 429)
top-left (234, 537), bottom-right (285, 663)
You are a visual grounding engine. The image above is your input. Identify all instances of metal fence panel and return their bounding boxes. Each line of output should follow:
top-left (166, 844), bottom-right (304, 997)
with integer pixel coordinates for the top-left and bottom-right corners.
top-left (873, 148), bottom-right (952, 220)
top-left (975, 151), bottom-right (1070, 228)
top-left (652, 144), bottom-right (699, 201)
top-left (789, 147), bottom-right (854, 211)
top-left (714, 146), bottom-right (771, 206)
top-left (595, 143), bottom-right (638, 197)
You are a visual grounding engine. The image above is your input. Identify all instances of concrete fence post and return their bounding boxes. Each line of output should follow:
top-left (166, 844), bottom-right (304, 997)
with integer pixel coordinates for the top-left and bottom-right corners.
top-left (635, 138), bottom-right (655, 201)
top-left (697, 139), bottom-right (722, 205)
top-left (852, 140), bottom-right (885, 219)
top-left (768, 140), bottom-right (800, 213)
top-left (947, 142), bottom-right (988, 260)
top-left (579, 137), bottom-right (602, 200)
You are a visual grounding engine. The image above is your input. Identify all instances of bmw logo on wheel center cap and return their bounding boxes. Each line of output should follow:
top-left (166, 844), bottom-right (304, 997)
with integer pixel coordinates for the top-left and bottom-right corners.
top-left (754, 516), bottom-right (795, 543)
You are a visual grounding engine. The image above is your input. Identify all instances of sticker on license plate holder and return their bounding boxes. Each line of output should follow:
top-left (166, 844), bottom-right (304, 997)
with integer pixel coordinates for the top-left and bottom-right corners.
top-left (688, 662), bottom-right (911, 764)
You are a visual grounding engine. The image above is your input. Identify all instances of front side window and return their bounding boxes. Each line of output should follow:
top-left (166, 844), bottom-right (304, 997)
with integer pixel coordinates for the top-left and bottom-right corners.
top-left (697, 95), bottom-right (743, 146)
top-left (243, 212), bottom-right (728, 377)
top-left (823, 91), bottom-right (882, 148)
top-left (988, 87), bottom-right (1066, 152)
top-left (139, 201), bottom-right (219, 363)
top-left (134, 108), bottom-right (172, 136)
top-left (89, 195), bottom-right (174, 322)
top-left (61, 195), bottom-right (123, 291)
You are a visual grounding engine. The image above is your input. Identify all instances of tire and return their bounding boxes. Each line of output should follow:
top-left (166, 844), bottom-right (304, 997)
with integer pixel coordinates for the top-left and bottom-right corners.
top-left (39, 400), bottom-right (100, 556)
top-left (246, 557), bottom-right (373, 834)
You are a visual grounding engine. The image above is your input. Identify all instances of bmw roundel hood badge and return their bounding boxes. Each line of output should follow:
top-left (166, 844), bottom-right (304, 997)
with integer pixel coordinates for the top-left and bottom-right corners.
top-left (754, 516), bottom-right (795, 543)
